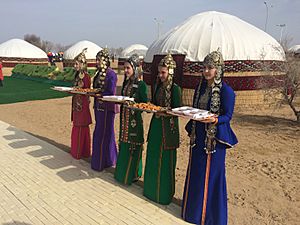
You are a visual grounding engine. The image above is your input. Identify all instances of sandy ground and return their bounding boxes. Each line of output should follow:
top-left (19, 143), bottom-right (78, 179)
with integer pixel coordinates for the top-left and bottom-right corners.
top-left (0, 97), bottom-right (299, 225)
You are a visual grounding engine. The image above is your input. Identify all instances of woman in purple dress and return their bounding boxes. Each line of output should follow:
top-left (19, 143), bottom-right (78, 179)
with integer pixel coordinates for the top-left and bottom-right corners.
top-left (91, 48), bottom-right (118, 171)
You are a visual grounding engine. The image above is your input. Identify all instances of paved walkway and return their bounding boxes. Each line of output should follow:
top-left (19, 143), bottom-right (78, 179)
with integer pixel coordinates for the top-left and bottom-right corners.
top-left (0, 120), bottom-right (189, 225)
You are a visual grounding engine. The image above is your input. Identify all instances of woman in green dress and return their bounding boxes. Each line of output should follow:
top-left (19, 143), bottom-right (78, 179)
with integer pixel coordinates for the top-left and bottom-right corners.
top-left (143, 54), bottom-right (182, 205)
top-left (114, 54), bottom-right (148, 185)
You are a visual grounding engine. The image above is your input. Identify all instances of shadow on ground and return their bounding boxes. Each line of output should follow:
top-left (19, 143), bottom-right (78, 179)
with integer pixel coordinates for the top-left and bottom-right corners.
top-left (2, 125), bottom-right (183, 219)
top-left (2, 222), bottom-right (32, 225)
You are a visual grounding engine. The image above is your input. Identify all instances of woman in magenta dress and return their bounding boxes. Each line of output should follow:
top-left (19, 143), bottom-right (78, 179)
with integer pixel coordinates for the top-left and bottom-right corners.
top-left (70, 48), bottom-right (92, 159)
top-left (91, 48), bottom-right (118, 171)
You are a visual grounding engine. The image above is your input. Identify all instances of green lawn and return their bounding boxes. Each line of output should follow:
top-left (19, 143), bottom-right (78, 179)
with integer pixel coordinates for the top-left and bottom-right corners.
top-left (0, 77), bottom-right (71, 104)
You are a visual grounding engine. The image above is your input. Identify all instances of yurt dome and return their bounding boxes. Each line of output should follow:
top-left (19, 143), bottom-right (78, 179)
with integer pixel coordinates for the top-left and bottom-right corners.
top-left (0, 38), bottom-right (47, 59)
top-left (121, 44), bottom-right (148, 59)
top-left (64, 40), bottom-right (102, 60)
top-left (143, 11), bottom-right (286, 108)
top-left (63, 40), bottom-right (102, 67)
top-left (145, 11), bottom-right (285, 63)
top-left (0, 38), bottom-right (48, 74)
top-left (118, 44), bottom-right (148, 74)
top-left (288, 45), bottom-right (300, 54)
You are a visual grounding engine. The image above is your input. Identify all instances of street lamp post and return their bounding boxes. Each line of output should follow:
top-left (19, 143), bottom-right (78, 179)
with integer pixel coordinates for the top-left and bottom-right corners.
top-left (154, 18), bottom-right (163, 39)
top-left (264, 1), bottom-right (269, 32)
top-left (276, 24), bottom-right (286, 43)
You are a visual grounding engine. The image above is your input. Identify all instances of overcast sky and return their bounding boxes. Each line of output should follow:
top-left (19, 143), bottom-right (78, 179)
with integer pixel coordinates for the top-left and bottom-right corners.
top-left (1, 0), bottom-right (299, 48)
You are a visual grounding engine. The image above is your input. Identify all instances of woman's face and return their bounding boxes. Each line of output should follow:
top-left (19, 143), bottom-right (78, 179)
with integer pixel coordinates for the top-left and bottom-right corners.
top-left (74, 61), bottom-right (82, 71)
top-left (203, 66), bottom-right (217, 81)
top-left (124, 62), bottom-right (134, 78)
top-left (96, 59), bottom-right (102, 69)
top-left (158, 66), bottom-right (169, 83)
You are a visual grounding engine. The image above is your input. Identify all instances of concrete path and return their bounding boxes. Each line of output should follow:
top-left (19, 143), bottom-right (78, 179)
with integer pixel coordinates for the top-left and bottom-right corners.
top-left (0, 120), bottom-right (188, 225)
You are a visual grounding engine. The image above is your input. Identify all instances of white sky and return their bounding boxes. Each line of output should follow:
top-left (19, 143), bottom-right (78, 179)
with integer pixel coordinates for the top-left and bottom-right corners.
top-left (1, 0), bottom-right (299, 48)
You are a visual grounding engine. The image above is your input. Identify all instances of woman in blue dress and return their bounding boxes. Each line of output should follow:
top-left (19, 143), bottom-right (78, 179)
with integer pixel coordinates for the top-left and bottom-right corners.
top-left (182, 51), bottom-right (238, 225)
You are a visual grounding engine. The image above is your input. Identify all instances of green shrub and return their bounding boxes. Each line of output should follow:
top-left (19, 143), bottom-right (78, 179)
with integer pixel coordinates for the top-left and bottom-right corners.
top-left (12, 64), bottom-right (56, 78)
top-left (11, 64), bottom-right (98, 83)
top-left (88, 69), bottom-right (96, 77)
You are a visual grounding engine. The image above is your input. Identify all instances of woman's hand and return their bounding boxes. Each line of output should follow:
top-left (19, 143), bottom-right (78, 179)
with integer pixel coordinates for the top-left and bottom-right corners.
top-left (93, 93), bottom-right (102, 98)
top-left (201, 115), bottom-right (218, 124)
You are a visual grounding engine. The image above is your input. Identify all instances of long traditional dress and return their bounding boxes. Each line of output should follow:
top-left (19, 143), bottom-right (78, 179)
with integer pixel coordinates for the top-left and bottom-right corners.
top-left (143, 83), bottom-right (182, 205)
top-left (70, 72), bottom-right (92, 159)
top-left (0, 63), bottom-right (3, 86)
top-left (114, 78), bottom-right (148, 185)
top-left (182, 80), bottom-right (238, 225)
top-left (91, 68), bottom-right (118, 171)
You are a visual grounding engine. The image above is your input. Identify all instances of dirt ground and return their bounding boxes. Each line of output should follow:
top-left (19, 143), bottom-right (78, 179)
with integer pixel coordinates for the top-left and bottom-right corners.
top-left (0, 97), bottom-right (299, 225)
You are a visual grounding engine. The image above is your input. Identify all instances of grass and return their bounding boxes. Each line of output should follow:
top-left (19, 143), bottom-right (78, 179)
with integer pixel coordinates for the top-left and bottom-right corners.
top-left (0, 77), bottom-right (71, 104)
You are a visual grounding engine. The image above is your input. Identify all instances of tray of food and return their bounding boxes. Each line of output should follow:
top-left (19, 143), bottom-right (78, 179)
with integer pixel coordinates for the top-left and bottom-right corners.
top-left (51, 86), bottom-right (100, 95)
top-left (69, 88), bottom-right (100, 95)
top-left (51, 86), bottom-right (73, 92)
top-left (168, 106), bottom-right (215, 121)
top-left (100, 95), bottom-right (135, 103)
top-left (126, 102), bottom-right (167, 113)
top-left (170, 106), bottom-right (195, 115)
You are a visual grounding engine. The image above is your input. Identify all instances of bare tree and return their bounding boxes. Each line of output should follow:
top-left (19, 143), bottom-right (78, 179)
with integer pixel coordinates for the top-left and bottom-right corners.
top-left (24, 34), bottom-right (72, 52)
top-left (41, 40), bottom-right (54, 52)
top-left (109, 47), bottom-right (124, 58)
top-left (24, 34), bottom-right (42, 49)
top-left (280, 56), bottom-right (300, 122)
top-left (24, 34), bottom-right (52, 52)
top-left (260, 38), bottom-right (300, 122)
top-left (53, 43), bottom-right (72, 52)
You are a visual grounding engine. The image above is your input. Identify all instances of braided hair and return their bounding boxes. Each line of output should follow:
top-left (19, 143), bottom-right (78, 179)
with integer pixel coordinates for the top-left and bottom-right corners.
top-left (93, 48), bottom-right (110, 93)
top-left (121, 54), bottom-right (140, 98)
top-left (155, 53), bottom-right (176, 108)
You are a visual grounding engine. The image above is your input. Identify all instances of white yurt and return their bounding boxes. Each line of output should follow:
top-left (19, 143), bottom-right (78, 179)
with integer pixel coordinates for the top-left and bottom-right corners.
top-left (143, 11), bottom-right (286, 107)
top-left (120, 44), bottom-right (148, 59)
top-left (63, 40), bottom-right (102, 68)
top-left (118, 44), bottom-right (148, 74)
top-left (288, 45), bottom-right (300, 55)
top-left (0, 38), bottom-right (48, 75)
